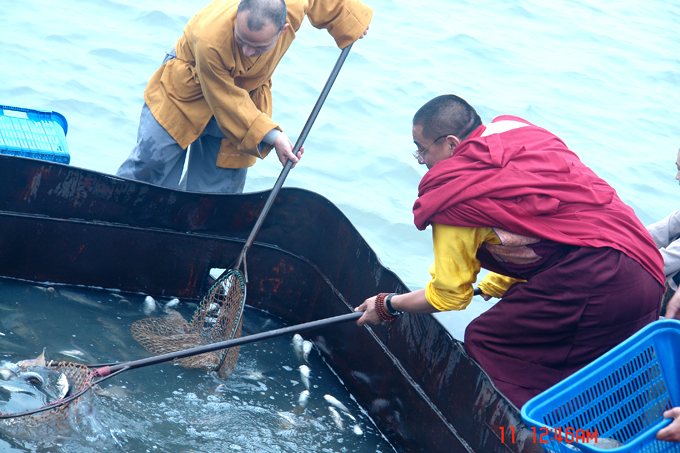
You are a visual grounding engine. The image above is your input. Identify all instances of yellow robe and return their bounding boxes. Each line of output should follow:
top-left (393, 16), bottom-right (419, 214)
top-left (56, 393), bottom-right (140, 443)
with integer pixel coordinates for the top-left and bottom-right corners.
top-left (143, 0), bottom-right (373, 169)
top-left (426, 223), bottom-right (524, 312)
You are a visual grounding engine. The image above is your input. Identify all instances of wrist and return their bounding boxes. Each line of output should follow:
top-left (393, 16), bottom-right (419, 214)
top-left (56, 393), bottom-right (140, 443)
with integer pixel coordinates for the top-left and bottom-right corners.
top-left (385, 293), bottom-right (403, 317)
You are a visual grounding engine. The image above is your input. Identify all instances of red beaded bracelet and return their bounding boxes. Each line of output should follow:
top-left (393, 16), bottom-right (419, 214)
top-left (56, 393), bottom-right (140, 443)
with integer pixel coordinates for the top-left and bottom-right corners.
top-left (374, 292), bottom-right (397, 323)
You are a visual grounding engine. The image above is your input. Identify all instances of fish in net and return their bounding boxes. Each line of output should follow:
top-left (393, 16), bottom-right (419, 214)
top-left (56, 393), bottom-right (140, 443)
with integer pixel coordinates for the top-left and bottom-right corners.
top-left (130, 269), bottom-right (246, 378)
top-left (0, 356), bottom-right (96, 437)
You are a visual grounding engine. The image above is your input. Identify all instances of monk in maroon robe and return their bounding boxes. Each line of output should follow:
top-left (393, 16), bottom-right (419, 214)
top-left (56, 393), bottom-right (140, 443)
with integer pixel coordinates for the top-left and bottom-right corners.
top-left (356, 94), bottom-right (664, 408)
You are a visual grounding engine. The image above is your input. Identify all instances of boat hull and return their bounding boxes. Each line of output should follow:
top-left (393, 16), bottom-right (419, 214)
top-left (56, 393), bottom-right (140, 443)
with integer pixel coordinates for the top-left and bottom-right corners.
top-left (0, 155), bottom-right (541, 452)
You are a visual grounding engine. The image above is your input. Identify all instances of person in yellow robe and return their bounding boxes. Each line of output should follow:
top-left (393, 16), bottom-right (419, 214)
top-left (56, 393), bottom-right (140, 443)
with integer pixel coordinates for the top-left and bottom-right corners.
top-left (116, 0), bottom-right (372, 193)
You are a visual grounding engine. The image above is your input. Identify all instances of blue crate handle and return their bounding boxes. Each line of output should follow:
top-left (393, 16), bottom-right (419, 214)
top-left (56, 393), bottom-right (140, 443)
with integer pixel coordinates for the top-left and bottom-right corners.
top-left (0, 104), bottom-right (68, 135)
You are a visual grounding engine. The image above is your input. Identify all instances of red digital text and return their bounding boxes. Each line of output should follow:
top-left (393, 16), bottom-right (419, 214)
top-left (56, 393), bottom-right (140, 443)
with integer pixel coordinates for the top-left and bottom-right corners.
top-left (499, 426), bottom-right (598, 444)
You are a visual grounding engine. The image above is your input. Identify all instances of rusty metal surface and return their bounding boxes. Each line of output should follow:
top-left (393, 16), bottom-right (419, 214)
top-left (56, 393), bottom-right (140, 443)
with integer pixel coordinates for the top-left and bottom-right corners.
top-left (0, 155), bottom-right (543, 452)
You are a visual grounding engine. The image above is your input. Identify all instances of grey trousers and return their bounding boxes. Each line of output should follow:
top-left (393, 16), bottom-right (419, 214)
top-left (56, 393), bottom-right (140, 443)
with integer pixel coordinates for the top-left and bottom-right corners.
top-left (116, 48), bottom-right (247, 194)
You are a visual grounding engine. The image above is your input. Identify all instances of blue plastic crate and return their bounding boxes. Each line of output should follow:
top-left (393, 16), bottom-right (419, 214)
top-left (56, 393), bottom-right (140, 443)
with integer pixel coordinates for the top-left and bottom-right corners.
top-left (521, 319), bottom-right (680, 452)
top-left (0, 105), bottom-right (70, 164)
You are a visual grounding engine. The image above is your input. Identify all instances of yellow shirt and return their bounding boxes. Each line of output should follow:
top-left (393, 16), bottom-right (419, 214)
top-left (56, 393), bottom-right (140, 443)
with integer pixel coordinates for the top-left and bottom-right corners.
top-left (426, 223), bottom-right (524, 311)
top-left (144, 0), bottom-right (373, 169)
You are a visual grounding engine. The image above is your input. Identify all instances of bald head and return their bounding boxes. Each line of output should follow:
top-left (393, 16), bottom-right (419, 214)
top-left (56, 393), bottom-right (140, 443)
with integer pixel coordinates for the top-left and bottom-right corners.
top-left (413, 95), bottom-right (482, 142)
top-left (237, 0), bottom-right (287, 32)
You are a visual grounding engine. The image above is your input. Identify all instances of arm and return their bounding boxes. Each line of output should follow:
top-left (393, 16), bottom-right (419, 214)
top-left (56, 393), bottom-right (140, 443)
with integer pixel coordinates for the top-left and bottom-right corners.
top-left (356, 224), bottom-right (494, 325)
top-left (306, 0), bottom-right (373, 48)
top-left (355, 289), bottom-right (433, 326)
top-left (647, 211), bottom-right (680, 281)
top-left (647, 210), bottom-right (680, 248)
top-left (478, 272), bottom-right (525, 299)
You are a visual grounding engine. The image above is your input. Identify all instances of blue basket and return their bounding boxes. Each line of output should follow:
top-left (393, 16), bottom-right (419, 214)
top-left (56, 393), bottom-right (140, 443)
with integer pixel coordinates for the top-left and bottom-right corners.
top-left (0, 105), bottom-right (70, 164)
top-left (521, 319), bottom-right (680, 452)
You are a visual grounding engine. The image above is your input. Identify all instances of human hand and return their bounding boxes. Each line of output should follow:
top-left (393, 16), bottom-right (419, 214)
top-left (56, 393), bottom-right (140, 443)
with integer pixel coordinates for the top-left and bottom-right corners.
top-left (354, 295), bottom-right (381, 326)
top-left (657, 408), bottom-right (680, 442)
top-left (664, 290), bottom-right (680, 319)
top-left (273, 133), bottom-right (304, 167)
top-left (360, 25), bottom-right (369, 39)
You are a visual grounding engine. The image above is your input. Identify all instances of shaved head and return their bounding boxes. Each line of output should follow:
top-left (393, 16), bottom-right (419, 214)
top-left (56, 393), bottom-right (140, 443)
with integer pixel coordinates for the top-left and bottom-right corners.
top-left (413, 94), bottom-right (482, 141)
top-left (237, 0), bottom-right (287, 32)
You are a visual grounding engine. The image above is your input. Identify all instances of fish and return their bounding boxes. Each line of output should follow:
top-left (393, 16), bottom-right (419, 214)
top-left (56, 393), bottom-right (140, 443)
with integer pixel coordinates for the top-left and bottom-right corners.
top-left (277, 411), bottom-right (299, 429)
top-left (58, 349), bottom-right (85, 358)
top-left (0, 362), bottom-right (71, 413)
top-left (94, 385), bottom-right (130, 400)
top-left (302, 340), bottom-right (313, 362)
top-left (58, 289), bottom-right (106, 310)
top-left (298, 389), bottom-right (310, 408)
top-left (34, 285), bottom-right (57, 299)
top-left (324, 394), bottom-right (350, 413)
top-left (299, 365), bottom-right (311, 390)
top-left (56, 372), bottom-right (69, 399)
top-left (164, 298), bottom-right (180, 310)
top-left (143, 296), bottom-right (157, 316)
top-left (565, 437), bottom-right (623, 450)
top-left (352, 424), bottom-right (363, 435)
top-left (292, 334), bottom-right (304, 361)
top-left (328, 406), bottom-right (343, 430)
top-left (17, 349), bottom-right (46, 369)
top-left (242, 371), bottom-right (267, 381)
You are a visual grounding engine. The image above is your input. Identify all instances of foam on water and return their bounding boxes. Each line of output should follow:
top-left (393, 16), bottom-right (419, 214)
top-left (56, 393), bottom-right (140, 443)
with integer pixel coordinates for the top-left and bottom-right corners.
top-left (1, 0), bottom-right (678, 343)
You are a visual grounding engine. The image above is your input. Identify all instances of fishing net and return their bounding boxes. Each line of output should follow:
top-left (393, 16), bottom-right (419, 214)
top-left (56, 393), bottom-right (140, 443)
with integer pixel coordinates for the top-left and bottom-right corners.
top-left (131, 269), bottom-right (246, 378)
top-left (0, 361), bottom-right (94, 436)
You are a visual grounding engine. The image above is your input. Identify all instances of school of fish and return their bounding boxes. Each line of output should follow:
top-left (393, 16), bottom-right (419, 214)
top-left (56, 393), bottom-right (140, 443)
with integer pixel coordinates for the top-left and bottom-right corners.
top-left (291, 333), bottom-right (363, 436)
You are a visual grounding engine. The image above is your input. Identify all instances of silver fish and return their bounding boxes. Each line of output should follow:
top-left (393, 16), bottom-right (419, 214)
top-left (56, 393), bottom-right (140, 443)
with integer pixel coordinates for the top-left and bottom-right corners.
top-left (298, 389), bottom-right (310, 408)
top-left (302, 340), bottom-right (313, 362)
top-left (565, 437), bottom-right (622, 450)
top-left (143, 296), bottom-right (157, 316)
top-left (164, 298), bottom-right (180, 310)
top-left (0, 364), bottom-right (70, 413)
top-left (299, 365), bottom-right (311, 390)
top-left (17, 349), bottom-right (46, 369)
top-left (58, 289), bottom-right (105, 310)
top-left (56, 373), bottom-right (69, 399)
top-left (243, 371), bottom-right (266, 381)
top-left (328, 406), bottom-right (343, 430)
top-left (277, 411), bottom-right (298, 429)
top-left (352, 424), bottom-right (363, 435)
top-left (324, 394), bottom-right (350, 413)
top-left (292, 334), bottom-right (304, 361)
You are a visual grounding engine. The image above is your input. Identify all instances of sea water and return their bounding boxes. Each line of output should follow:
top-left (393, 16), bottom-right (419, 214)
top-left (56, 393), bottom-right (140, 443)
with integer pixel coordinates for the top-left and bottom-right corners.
top-left (0, 279), bottom-right (393, 452)
top-left (1, 1), bottom-right (678, 348)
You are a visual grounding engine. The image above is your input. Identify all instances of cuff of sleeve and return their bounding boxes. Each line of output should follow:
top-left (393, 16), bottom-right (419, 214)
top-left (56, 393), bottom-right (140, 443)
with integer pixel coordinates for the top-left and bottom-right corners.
top-left (478, 273), bottom-right (525, 298)
top-left (328, 1), bottom-right (373, 48)
top-left (262, 128), bottom-right (281, 145)
top-left (425, 281), bottom-right (473, 312)
top-left (238, 114), bottom-right (280, 158)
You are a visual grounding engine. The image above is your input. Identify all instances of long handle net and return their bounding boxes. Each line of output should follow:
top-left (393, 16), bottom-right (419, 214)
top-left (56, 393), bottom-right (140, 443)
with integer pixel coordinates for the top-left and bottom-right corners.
top-left (130, 269), bottom-right (246, 378)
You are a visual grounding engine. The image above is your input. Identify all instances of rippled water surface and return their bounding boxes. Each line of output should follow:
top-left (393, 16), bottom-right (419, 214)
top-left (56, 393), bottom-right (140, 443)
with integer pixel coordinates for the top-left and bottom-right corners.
top-left (0, 280), bottom-right (392, 453)
top-left (1, 0), bottom-right (679, 419)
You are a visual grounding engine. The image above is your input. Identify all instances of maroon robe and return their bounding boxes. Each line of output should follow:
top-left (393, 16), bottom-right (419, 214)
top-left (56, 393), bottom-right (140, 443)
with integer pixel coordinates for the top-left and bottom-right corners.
top-left (413, 116), bottom-right (664, 407)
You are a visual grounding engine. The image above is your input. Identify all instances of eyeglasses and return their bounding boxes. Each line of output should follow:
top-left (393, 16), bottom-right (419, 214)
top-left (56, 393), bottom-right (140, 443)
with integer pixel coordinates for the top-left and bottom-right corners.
top-left (413, 134), bottom-right (452, 164)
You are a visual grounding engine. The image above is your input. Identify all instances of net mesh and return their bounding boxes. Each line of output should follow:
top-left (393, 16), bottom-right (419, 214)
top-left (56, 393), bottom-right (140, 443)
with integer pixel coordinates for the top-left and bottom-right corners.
top-left (0, 361), bottom-right (94, 436)
top-left (131, 269), bottom-right (246, 379)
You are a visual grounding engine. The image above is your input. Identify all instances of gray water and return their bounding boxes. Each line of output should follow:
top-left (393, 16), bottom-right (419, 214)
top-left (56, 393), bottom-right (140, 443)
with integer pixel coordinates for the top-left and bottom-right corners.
top-left (3, 0), bottom-right (678, 341)
top-left (0, 280), bottom-right (393, 453)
